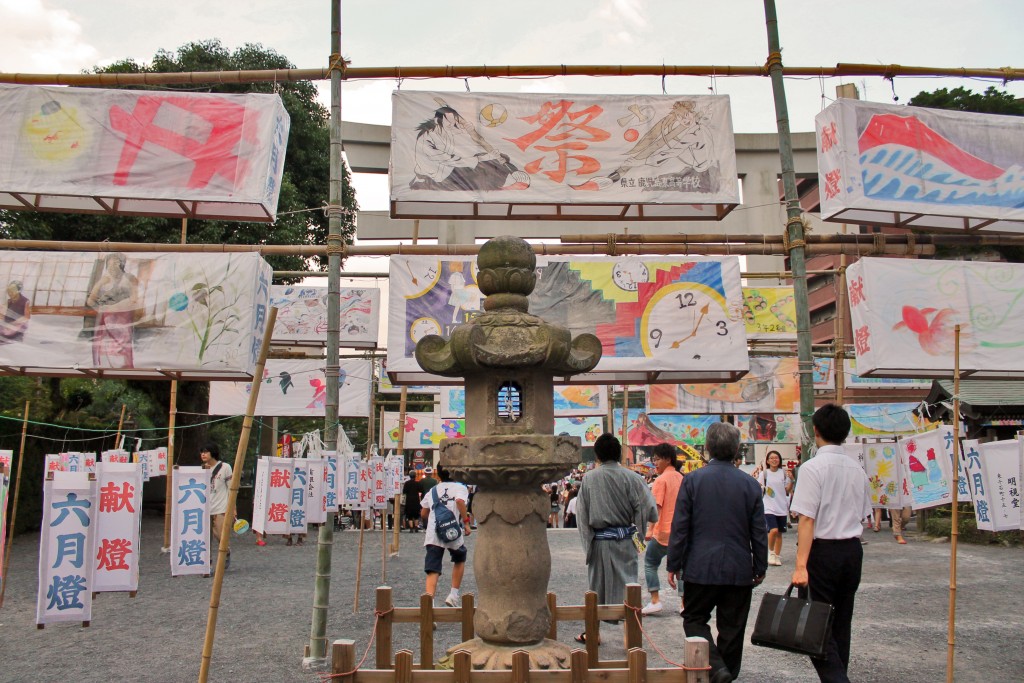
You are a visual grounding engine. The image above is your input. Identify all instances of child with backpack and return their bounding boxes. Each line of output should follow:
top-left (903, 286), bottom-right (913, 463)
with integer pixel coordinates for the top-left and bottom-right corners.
top-left (420, 465), bottom-right (472, 607)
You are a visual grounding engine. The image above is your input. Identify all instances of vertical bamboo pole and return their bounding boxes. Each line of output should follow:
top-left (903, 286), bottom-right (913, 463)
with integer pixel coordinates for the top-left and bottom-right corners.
top-left (946, 325), bottom-right (961, 683)
top-left (763, 0), bottom-right (817, 462)
top-left (620, 385), bottom-right (629, 463)
top-left (163, 381), bottom-right (178, 550)
top-left (307, 0), bottom-right (345, 663)
top-left (114, 404), bottom-right (127, 450)
top-left (0, 401), bottom-right (29, 607)
top-left (198, 307), bottom-right (277, 683)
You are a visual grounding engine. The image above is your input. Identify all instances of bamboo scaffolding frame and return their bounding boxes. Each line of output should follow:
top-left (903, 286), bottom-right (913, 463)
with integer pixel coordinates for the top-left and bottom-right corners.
top-left (1, 63), bottom-right (1019, 87)
top-left (0, 401), bottom-right (29, 608)
top-left (947, 325), bottom-right (962, 683)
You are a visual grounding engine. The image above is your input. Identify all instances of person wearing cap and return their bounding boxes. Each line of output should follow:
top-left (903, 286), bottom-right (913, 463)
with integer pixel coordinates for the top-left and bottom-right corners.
top-left (200, 443), bottom-right (233, 569)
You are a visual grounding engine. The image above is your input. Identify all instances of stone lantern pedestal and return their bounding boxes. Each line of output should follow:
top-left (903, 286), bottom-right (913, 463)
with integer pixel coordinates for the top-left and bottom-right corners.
top-left (414, 236), bottom-right (601, 669)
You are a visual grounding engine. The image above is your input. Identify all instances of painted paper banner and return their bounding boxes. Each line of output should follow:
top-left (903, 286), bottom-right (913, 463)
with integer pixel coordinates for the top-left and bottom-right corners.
top-left (170, 466), bottom-right (210, 576)
top-left (0, 84), bottom-right (289, 222)
top-left (977, 440), bottom-right (1021, 532)
top-left (325, 452), bottom-right (340, 512)
top-left (102, 450), bottom-right (130, 463)
top-left (377, 367), bottom-right (440, 394)
top-left (380, 411), bottom-right (465, 450)
top-left (386, 455), bottom-right (404, 498)
top-left (554, 416), bottom-right (605, 445)
top-left (816, 98), bottom-right (1024, 232)
top-left (305, 458), bottom-right (328, 525)
top-left (36, 472), bottom-right (97, 625)
top-left (647, 357), bottom-right (797, 414)
top-left (208, 358), bottom-right (373, 417)
top-left (847, 257), bottom-right (1024, 378)
top-left (62, 452), bottom-right (96, 473)
top-left (897, 428), bottom-right (954, 510)
top-left (391, 91), bottom-right (738, 221)
top-left (0, 464), bottom-right (8, 597)
top-left (0, 251), bottom-right (272, 380)
top-left (269, 285), bottom-right (380, 348)
top-left (742, 287), bottom-right (797, 339)
top-left (735, 414), bottom-right (802, 444)
top-left (0, 449), bottom-right (12, 470)
top-left (843, 359), bottom-right (932, 389)
top-left (440, 384), bottom-right (608, 418)
top-left (863, 441), bottom-right (908, 509)
top-left (93, 462), bottom-right (143, 593)
top-left (369, 456), bottom-right (388, 510)
top-left (960, 439), bottom-right (993, 531)
top-left (389, 255), bottom-right (748, 385)
top-left (289, 460), bottom-right (308, 534)
top-left (847, 402), bottom-right (936, 436)
top-left (341, 455), bottom-right (365, 510)
top-left (614, 408), bottom-right (718, 449)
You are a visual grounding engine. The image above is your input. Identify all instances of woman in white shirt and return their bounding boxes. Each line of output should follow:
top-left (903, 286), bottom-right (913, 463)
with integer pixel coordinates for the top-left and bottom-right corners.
top-left (757, 450), bottom-right (794, 566)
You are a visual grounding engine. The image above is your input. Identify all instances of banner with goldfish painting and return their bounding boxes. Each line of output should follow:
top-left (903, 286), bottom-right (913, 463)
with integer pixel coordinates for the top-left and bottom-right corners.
top-left (269, 285), bottom-right (380, 349)
top-left (816, 99), bottom-right (1024, 232)
top-left (897, 428), bottom-right (954, 510)
top-left (388, 254), bottom-right (748, 386)
top-left (391, 91), bottom-right (738, 222)
top-left (379, 411), bottom-right (465, 451)
top-left (847, 258), bottom-right (1024, 378)
top-left (0, 84), bottom-right (289, 222)
top-left (207, 359), bottom-right (372, 417)
top-left (742, 287), bottom-right (797, 339)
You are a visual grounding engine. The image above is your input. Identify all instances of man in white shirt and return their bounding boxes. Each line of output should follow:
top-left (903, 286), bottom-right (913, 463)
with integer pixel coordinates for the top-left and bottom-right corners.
top-left (420, 464), bottom-right (471, 607)
top-left (200, 443), bottom-right (233, 569)
top-left (790, 404), bottom-right (872, 683)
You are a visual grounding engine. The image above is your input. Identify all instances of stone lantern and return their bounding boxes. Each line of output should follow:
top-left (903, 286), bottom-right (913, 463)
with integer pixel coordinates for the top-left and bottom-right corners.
top-left (414, 235), bottom-right (602, 669)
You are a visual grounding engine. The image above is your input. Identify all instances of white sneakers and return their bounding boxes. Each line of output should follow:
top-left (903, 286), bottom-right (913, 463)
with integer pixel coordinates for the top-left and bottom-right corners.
top-left (641, 601), bottom-right (664, 615)
top-left (768, 552), bottom-right (783, 566)
top-left (444, 592), bottom-right (460, 607)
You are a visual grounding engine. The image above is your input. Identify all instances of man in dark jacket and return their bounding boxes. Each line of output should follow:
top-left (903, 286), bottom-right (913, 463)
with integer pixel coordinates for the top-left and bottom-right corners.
top-left (667, 422), bottom-right (768, 683)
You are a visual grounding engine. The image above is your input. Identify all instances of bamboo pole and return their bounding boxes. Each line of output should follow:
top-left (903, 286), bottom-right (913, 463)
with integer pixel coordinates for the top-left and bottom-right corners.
top-left (163, 381), bottom-right (178, 550)
top-left (1, 62), bottom-right (1018, 87)
top-left (114, 404), bottom-right (127, 449)
top-left (620, 386), bottom-right (629, 463)
top-left (947, 324), bottom-right (962, 683)
top-left (198, 307), bottom-right (278, 683)
top-left (0, 401), bottom-right (30, 608)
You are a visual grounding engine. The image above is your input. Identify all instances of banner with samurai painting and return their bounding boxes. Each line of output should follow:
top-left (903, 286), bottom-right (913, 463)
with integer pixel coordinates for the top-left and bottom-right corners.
top-left (208, 358), bottom-right (372, 417)
top-left (391, 91), bottom-right (738, 220)
top-left (93, 462), bottom-right (143, 593)
top-left (0, 84), bottom-right (290, 222)
top-left (379, 412), bottom-right (465, 451)
top-left (816, 98), bottom-right (1024, 232)
top-left (647, 357), bottom-right (834, 415)
top-left (269, 285), bottom-right (380, 348)
top-left (0, 251), bottom-right (271, 380)
top-left (389, 255), bottom-right (748, 385)
top-left (439, 384), bottom-right (608, 418)
top-left (37, 472), bottom-right (97, 626)
top-left (847, 257), bottom-right (1024, 378)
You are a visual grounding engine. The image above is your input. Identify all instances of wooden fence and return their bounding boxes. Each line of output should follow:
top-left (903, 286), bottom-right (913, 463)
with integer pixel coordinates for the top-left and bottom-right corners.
top-left (327, 583), bottom-right (710, 683)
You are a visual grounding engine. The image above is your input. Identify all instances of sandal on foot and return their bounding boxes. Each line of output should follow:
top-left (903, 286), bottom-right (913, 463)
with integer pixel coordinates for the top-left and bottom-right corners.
top-left (574, 632), bottom-right (599, 645)
top-left (285, 538), bottom-right (293, 546)
top-left (896, 535), bottom-right (907, 544)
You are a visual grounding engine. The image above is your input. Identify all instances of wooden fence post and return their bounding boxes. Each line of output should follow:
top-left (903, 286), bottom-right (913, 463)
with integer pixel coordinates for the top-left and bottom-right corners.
top-left (331, 639), bottom-right (356, 683)
top-left (511, 650), bottom-right (530, 683)
top-left (376, 586), bottom-right (393, 669)
top-left (627, 647), bottom-right (647, 683)
top-left (584, 591), bottom-right (599, 667)
top-left (624, 583), bottom-right (642, 650)
top-left (395, 650), bottom-right (414, 683)
top-left (684, 636), bottom-right (710, 683)
top-left (546, 592), bottom-right (558, 640)
top-left (453, 649), bottom-right (472, 683)
top-left (460, 593), bottom-right (475, 642)
top-left (420, 593), bottom-right (435, 670)
top-left (570, 649), bottom-right (589, 683)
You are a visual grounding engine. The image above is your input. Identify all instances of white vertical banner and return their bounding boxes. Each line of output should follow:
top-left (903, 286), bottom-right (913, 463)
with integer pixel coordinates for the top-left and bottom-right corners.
top-left (369, 456), bottom-right (388, 510)
top-left (94, 462), bottom-right (143, 593)
top-left (977, 439), bottom-right (1021, 532)
top-left (386, 455), bottom-right (404, 497)
top-left (134, 450), bottom-right (151, 482)
top-left (261, 457), bottom-right (293, 535)
top-left (44, 454), bottom-right (62, 474)
top-left (897, 428), bottom-right (954, 510)
top-left (341, 455), bottom-right (364, 510)
top-left (170, 466), bottom-right (211, 577)
top-left (305, 458), bottom-right (327, 525)
top-left (36, 472), bottom-right (98, 626)
top-left (154, 447), bottom-right (168, 477)
top-left (324, 452), bottom-right (340, 512)
top-left (960, 439), bottom-right (993, 532)
top-left (0, 464), bottom-right (8, 598)
top-left (289, 460), bottom-right (308, 535)
top-left (0, 449), bottom-right (14, 470)
top-left (102, 450), bottom-right (130, 463)
top-left (251, 457), bottom-right (269, 535)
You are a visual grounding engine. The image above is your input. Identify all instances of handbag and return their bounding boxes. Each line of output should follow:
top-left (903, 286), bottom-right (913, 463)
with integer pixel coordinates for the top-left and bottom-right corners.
top-left (750, 583), bottom-right (835, 659)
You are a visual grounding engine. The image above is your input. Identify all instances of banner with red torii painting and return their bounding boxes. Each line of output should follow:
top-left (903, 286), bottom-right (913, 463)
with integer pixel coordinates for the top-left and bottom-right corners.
top-left (390, 91), bottom-right (738, 221)
top-left (0, 84), bottom-right (289, 222)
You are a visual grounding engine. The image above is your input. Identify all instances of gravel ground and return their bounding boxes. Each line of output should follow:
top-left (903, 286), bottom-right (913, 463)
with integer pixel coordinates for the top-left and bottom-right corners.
top-left (1, 513), bottom-right (1021, 682)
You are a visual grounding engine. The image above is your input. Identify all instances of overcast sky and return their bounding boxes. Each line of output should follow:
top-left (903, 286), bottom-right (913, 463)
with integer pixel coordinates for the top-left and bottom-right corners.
top-left (3, 0), bottom-right (1022, 213)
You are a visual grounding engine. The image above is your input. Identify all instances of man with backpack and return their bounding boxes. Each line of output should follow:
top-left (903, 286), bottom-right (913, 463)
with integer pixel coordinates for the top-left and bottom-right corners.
top-left (200, 443), bottom-right (233, 570)
top-left (420, 465), bottom-right (471, 607)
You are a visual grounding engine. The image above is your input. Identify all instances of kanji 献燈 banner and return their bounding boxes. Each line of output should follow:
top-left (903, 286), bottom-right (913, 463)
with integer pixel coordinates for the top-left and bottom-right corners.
top-left (0, 84), bottom-right (289, 222)
top-left (0, 251), bottom-right (271, 380)
top-left (391, 91), bottom-right (738, 221)
top-left (388, 255), bottom-right (748, 385)
top-left (816, 98), bottom-right (1024, 233)
top-left (93, 462), bottom-right (143, 593)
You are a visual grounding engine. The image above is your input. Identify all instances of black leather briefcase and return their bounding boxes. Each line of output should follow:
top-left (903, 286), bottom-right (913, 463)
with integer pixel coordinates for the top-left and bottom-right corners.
top-left (750, 583), bottom-right (835, 659)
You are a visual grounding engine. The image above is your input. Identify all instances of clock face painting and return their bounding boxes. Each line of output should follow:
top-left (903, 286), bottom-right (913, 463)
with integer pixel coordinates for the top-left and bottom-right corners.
top-left (389, 255), bottom-right (748, 381)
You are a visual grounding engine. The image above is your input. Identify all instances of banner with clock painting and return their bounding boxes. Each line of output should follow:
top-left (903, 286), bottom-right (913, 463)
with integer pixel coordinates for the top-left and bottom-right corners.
top-left (388, 255), bottom-right (748, 385)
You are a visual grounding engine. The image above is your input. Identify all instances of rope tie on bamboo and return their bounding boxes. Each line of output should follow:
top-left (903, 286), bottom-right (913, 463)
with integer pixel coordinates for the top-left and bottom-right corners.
top-left (782, 216), bottom-right (807, 253)
top-left (764, 51), bottom-right (783, 72)
top-left (326, 243), bottom-right (345, 256)
top-left (327, 53), bottom-right (348, 75)
top-left (1002, 67), bottom-right (1015, 85)
top-left (905, 232), bottom-right (916, 255)
top-left (607, 234), bottom-right (618, 256)
top-left (317, 607), bottom-right (395, 681)
top-left (625, 603), bottom-right (712, 672)
top-left (873, 232), bottom-right (887, 254)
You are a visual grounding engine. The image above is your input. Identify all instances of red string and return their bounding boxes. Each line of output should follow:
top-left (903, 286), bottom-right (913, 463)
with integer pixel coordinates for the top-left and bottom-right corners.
top-left (317, 607), bottom-right (395, 681)
top-left (625, 604), bottom-right (712, 672)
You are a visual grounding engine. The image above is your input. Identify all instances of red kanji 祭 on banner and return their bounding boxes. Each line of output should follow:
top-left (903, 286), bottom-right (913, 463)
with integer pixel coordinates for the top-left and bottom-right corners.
top-left (93, 462), bottom-right (143, 593)
top-left (0, 84), bottom-right (290, 222)
top-left (36, 472), bottom-right (98, 626)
